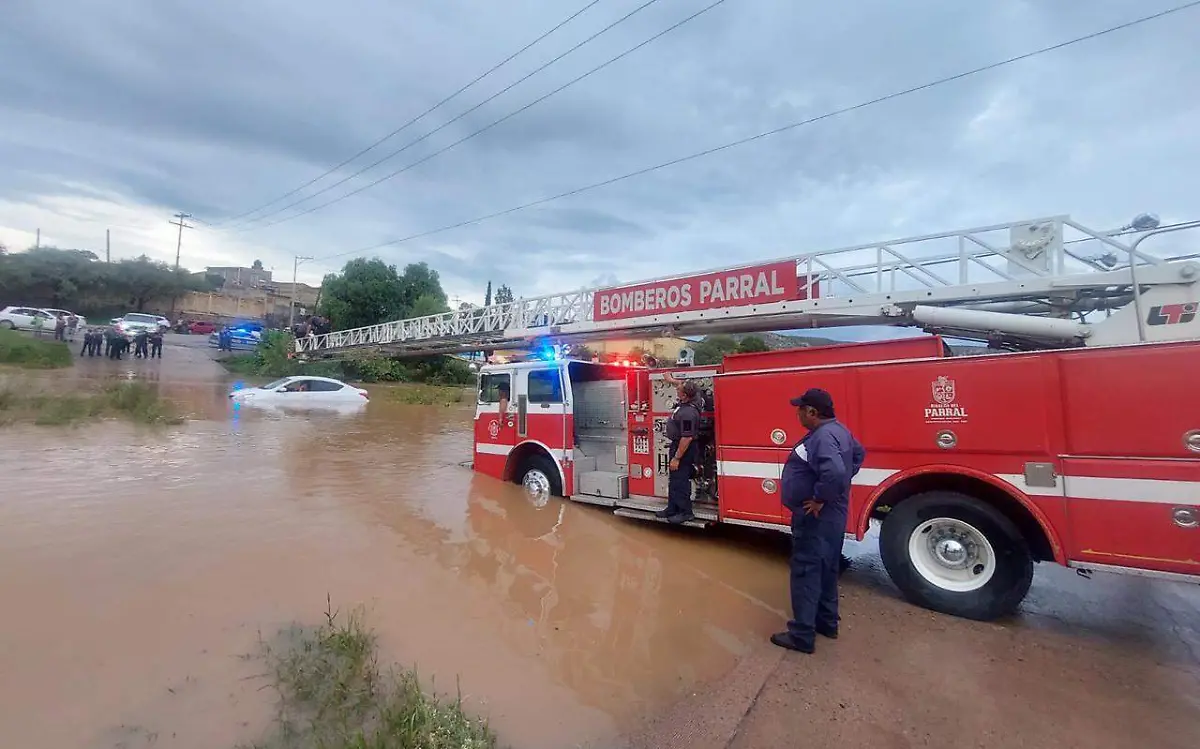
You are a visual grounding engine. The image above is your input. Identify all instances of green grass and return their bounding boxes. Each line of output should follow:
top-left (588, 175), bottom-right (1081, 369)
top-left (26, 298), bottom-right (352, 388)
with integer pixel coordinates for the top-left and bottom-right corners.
top-left (245, 600), bottom-right (497, 749)
top-left (219, 354), bottom-right (261, 375)
top-left (0, 328), bottom-right (73, 369)
top-left (0, 381), bottom-right (184, 427)
top-left (383, 383), bottom-right (469, 406)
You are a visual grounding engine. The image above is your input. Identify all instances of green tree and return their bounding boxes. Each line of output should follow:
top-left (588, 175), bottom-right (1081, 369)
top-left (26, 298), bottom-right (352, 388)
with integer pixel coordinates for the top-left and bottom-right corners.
top-left (736, 335), bottom-right (770, 354)
top-left (119, 256), bottom-right (199, 311)
top-left (317, 258), bottom-right (407, 330)
top-left (397, 262), bottom-right (447, 312)
top-left (0, 247), bottom-right (211, 312)
top-left (317, 259), bottom-right (452, 328)
top-left (410, 293), bottom-right (449, 318)
top-left (692, 334), bottom-right (739, 365)
top-left (484, 281), bottom-right (492, 306)
top-left (494, 284), bottom-right (514, 305)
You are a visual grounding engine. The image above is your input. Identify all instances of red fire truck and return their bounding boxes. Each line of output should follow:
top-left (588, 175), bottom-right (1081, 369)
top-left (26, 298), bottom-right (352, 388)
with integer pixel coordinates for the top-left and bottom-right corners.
top-left (472, 302), bottom-right (1200, 621)
top-left (293, 214), bottom-right (1199, 621)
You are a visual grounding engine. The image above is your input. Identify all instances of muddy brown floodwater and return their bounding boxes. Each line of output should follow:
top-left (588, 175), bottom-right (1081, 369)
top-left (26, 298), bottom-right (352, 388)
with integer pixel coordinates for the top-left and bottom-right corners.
top-left (1, 337), bottom-right (1198, 749)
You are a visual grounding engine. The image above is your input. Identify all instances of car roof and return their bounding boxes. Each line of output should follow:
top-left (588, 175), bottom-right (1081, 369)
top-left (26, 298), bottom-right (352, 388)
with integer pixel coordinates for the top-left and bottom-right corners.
top-left (285, 376), bottom-right (348, 384)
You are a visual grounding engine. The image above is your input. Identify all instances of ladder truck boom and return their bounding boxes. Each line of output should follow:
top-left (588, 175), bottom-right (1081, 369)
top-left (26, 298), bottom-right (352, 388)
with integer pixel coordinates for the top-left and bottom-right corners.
top-left (295, 215), bottom-right (1198, 357)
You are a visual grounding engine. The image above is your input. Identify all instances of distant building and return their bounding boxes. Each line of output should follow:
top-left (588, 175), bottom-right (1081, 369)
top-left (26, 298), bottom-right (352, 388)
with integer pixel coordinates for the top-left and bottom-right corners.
top-left (206, 265), bottom-right (273, 288)
top-left (147, 280), bottom-right (321, 328)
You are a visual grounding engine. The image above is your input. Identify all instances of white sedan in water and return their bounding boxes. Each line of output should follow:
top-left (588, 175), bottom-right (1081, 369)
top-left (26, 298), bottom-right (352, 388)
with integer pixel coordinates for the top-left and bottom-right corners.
top-left (229, 376), bottom-right (369, 405)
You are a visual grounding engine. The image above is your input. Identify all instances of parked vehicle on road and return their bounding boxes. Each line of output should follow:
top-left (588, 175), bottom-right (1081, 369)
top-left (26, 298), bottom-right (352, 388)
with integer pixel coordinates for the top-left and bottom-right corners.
top-left (188, 320), bottom-right (217, 335)
top-left (0, 306), bottom-right (58, 331)
top-left (42, 308), bottom-right (88, 328)
top-left (115, 312), bottom-right (168, 338)
top-left (209, 320), bottom-right (264, 350)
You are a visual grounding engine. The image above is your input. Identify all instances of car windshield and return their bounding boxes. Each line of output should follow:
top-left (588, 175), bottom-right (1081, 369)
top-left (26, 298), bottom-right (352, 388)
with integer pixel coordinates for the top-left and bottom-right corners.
top-left (123, 314), bottom-right (158, 324)
top-left (260, 378), bottom-right (292, 390)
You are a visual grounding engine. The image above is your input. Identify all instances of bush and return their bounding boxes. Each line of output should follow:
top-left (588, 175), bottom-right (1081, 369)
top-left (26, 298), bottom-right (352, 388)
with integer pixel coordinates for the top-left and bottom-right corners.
top-left (0, 329), bottom-right (73, 369)
top-left (248, 603), bottom-right (496, 749)
top-left (340, 355), bottom-right (474, 385)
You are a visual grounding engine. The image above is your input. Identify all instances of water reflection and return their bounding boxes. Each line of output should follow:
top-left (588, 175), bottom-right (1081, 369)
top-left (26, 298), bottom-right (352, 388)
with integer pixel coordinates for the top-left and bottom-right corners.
top-left (282, 408), bottom-right (788, 714)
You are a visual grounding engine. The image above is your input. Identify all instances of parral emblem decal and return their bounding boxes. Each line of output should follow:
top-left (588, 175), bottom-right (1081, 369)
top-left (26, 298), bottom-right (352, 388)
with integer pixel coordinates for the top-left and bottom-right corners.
top-left (487, 419), bottom-right (501, 439)
top-left (925, 376), bottom-right (968, 424)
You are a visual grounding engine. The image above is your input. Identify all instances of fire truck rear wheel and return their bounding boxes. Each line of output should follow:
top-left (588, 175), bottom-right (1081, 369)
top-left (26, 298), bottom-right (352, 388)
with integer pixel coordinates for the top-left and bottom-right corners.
top-left (879, 491), bottom-right (1033, 621)
top-left (518, 453), bottom-right (562, 507)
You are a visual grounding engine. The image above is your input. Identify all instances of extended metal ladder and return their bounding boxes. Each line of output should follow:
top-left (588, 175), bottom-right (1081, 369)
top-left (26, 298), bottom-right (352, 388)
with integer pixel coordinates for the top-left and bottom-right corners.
top-left (294, 215), bottom-right (1183, 358)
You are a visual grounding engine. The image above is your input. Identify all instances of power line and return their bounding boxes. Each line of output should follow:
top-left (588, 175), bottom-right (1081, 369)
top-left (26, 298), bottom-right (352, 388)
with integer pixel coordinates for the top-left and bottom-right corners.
top-left (234, 0), bottom-right (690, 231)
top-left (213, 0), bottom-right (606, 227)
top-left (311, 1), bottom-right (1199, 266)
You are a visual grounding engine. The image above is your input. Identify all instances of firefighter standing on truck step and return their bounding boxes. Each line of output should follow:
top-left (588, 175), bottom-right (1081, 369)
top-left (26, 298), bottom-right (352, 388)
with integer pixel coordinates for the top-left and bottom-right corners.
top-left (772, 388), bottom-right (865, 654)
top-left (657, 373), bottom-right (701, 524)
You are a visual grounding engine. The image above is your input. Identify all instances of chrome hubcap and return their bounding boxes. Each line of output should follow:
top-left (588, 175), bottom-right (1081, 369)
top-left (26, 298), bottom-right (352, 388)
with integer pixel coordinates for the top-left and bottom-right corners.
top-left (522, 469), bottom-right (551, 508)
top-left (934, 537), bottom-right (969, 568)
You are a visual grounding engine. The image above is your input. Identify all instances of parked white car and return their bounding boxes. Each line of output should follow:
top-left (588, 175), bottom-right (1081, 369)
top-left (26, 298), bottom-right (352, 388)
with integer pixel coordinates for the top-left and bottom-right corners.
top-left (0, 306), bottom-right (58, 331)
top-left (43, 308), bottom-right (88, 328)
top-left (114, 312), bottom-right (166, 338)
top-left (229, 376), bottom-right (370, 405)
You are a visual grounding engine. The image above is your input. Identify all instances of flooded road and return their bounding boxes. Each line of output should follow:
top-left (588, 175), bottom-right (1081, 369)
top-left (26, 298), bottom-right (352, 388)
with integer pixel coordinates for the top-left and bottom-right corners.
top-left (1, 336), bottom-right (1198, 748)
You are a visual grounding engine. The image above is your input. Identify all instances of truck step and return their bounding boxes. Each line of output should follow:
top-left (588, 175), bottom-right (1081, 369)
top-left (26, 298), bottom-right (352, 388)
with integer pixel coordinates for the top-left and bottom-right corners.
top-left (569, 493), bottom-right (617, 508)
top-left (620, 494), bottom-right (718, 522)
top-left (614, 508), bottom-right (712, 529)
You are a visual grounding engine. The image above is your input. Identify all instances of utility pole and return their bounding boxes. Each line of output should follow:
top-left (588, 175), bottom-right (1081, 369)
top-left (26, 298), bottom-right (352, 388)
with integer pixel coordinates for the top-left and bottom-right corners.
top-left (35, 228), bottom-right (40, 249)
top-left (169, 212), bottom-right (193, 271)
top-left (290, 255), bottom-right (314, 329)
top-left (106, 229), bottom-right (111, 263)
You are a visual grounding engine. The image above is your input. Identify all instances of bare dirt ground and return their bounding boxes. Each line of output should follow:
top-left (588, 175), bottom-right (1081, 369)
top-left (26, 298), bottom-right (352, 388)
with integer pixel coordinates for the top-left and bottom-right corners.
top-left (616, 544), bottom-right (1200, 749)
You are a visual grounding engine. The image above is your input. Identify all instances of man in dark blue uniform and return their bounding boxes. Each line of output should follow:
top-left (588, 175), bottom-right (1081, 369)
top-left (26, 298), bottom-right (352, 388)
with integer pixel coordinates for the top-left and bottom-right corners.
top-left (772, 388), bottom-right (865, 653)
top-left (656, 375), bottom-right (701, 524)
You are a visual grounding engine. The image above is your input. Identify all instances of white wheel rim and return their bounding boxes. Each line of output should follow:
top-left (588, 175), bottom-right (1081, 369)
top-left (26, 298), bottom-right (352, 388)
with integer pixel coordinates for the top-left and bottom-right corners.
top-left (907, 517), bottom-right (996, 593)
top-left (522, 469), bottom-right (551, 508)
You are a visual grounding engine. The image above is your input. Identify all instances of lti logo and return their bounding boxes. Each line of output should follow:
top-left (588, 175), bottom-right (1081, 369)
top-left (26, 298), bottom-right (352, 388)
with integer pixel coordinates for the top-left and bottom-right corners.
top-left (1146, 303), bottom-right (1198, 326)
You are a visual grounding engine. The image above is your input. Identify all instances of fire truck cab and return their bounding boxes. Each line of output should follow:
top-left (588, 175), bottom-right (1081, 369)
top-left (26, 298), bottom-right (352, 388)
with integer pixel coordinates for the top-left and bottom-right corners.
top-left (474, 357), bottom-right (685, 510)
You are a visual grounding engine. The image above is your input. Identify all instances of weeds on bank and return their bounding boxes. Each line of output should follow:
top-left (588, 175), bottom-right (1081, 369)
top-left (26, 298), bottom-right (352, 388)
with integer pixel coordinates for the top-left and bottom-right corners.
top-left (0, 329), bottom-right (73, 369)
top-left (384, 383), bottom-right (467, 406)
top-left (246, 600), bottom-right (496, 749)
top-left (0, 382), bottom-right (183, 426)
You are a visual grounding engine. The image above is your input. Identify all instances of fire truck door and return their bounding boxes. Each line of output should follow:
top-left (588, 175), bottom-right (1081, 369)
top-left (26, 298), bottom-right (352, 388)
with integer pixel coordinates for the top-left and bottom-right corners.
top-left (474, 370), bottom-right (517, 479)
top-left (516, 366), bottom-right (568, 449)
top-left (1056, 346), bottom-right (1200, 577)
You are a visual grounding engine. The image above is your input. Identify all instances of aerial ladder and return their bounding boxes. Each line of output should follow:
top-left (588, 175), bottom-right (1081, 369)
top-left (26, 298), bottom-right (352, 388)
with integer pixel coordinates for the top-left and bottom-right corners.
top-left (293, 215), bottom-right (1200, 358)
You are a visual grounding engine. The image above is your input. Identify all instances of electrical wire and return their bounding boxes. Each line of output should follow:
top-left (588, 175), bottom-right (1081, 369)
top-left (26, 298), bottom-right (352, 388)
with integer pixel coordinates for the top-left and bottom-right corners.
top-left (212, 0), bottom-right (606, 226)
top-left (309, 1), bottom-right (1200, 266)
top-left (230, 0), bottom-right (683, 230)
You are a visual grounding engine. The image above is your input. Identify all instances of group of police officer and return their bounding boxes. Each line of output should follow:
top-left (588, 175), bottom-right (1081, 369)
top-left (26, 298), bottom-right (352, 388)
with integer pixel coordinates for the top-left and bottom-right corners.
top-left (78, 327), bottom-right (164, 360)
top-left (662, 375), bottom-right (863, 654)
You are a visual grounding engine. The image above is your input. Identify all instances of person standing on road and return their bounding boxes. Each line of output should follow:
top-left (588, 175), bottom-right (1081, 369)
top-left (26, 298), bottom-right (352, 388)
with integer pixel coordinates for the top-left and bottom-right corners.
top-left (656, 373), bottom-right (702, 524)
top-left (771, 388), bottom-right (865, 654)
top-left (149, 330), bottom-right (164, 358)
top-left (66, 314), bottom-right (79, 342)
top-left (133, 330), bottom-right (149, 359)
top-left (53, 314), bottom-right (66, 341)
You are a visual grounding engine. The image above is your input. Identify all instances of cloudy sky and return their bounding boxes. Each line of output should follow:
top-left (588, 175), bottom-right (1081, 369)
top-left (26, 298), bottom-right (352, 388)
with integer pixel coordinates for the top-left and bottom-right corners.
top-left (2, 0), bottom-right (1197, 308)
